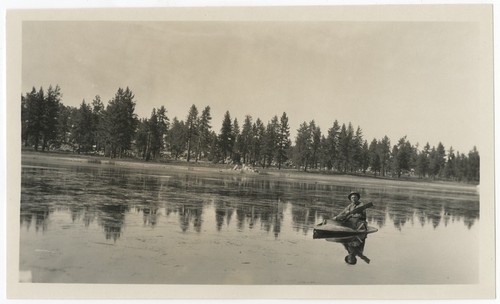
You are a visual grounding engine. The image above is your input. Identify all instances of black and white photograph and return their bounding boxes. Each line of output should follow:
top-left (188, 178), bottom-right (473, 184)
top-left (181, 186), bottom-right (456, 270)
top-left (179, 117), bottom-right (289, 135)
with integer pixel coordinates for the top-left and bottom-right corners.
top-left (4, 3), bottom-right (496, 301)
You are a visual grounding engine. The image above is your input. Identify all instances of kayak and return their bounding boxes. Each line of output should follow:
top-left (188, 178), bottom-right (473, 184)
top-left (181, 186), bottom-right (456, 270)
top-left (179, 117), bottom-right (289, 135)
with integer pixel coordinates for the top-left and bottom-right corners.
top-left (313, 219), bottom-right (378, 239)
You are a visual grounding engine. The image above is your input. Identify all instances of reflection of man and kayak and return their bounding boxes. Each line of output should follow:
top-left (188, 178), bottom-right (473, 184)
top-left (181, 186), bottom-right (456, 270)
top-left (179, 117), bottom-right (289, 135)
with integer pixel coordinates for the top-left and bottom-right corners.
top-left (314, 191), bottom-right (378, 265)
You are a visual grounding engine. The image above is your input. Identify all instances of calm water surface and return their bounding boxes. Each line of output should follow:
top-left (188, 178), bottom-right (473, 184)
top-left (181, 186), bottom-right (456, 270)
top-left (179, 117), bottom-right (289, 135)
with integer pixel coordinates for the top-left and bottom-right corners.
top-left (19, 157), bottom-right (479, 284)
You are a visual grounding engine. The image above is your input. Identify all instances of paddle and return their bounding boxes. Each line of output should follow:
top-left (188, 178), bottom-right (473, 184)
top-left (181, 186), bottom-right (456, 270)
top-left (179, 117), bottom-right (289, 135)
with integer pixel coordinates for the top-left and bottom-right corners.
top-left (359, 254), bottom-right (371, 264)
top-left (317, 202), bottom-right (374, 226)
top-left (337, 202), bottom-right (374, 222)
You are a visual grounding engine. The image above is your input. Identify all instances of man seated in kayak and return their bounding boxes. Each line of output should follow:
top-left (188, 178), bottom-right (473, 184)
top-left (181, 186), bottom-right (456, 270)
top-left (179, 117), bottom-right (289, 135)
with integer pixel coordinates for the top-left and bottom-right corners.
top-left (332, 191), bottom-right (367, 231)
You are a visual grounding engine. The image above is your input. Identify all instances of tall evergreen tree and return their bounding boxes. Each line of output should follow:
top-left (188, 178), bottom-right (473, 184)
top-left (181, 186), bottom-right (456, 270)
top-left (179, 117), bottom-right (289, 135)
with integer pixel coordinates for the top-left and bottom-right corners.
top-left (416, 142), bottom-right (431, 178)
top-left (218, 111), bottom-right (234, 164)
top-left (196, 106), bottom-right (212, 161)
top-left (444, 147), bottom-right (456, 179)
top-left (185, 104), bottom-right (199, 162)
top-left (208, 131), bottom-right (220, 163)
top-left (40, 85), bottom-right (62, 151)
top-left (168, 117), bottom-right (187, 159)
top-left (276, 112), bottom-right (291, 170)
top-left (430, 142), bottom-right (446, 178)
top-left (21, 86), bottom-right (61, 151)
top-left (91, 95), bottom-right (105, 153)
top-left (295, 121), bottom-right (312, 171)
top-left (345, 123), bottom-right (355, 172)
top-left (351, 126), bottom-right (364, 172)
top-left (21, 94), bottom-right (29, 146)
top-left (368, 139), bottom-right (381, 176)
top-left (135, 118), bottom-right (150, 160)
top-left (55, 104), bottom-right (73, 149)
top-left (240, 115), bottom-right (253, 164)
top-left (263, 116), bottom-right (279, 168)
top-left (392, 136), bottom-right (412, 178)
top-left (71, 100), bottom-right (94, 153)
top-left (337, 124), bottom-right (349, 172)
top-left (361, 140), bottom-right (370, 174)
top-left (378, 136), bottom-right (391, 176)
top-left (324, 120), bottom-right (340, 171)
top-left (102, 87), bottom-right (138, 158)
top-left (251, 118), bottom-right (266, 167)
top-left (309, 120), bottom-right (322, 170)
top-left (155, 106), bottom-right (169, 158)
top-left (232, 118), bottom-right (241, 163)
top-left (141, 107), bottom-right (168, 161)
top-left (467, 146), bottom-right (480, 182)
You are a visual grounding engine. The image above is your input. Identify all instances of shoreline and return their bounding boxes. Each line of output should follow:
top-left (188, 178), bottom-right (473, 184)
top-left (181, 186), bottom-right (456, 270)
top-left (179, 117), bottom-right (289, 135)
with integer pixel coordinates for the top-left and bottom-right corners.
top-left (21, 150), bottom-right (479, 192)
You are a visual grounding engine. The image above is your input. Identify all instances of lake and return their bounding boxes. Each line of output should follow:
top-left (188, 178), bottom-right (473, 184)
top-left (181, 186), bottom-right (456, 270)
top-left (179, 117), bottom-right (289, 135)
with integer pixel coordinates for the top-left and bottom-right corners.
top-left (19, 155), bottom-right (480, 284)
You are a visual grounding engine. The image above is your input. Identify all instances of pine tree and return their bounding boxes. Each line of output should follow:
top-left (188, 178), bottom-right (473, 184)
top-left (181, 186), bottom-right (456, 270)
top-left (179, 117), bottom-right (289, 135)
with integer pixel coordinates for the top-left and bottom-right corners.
top-left (276, 112), bottom-right (291, 170)
top-left (378, 136), bottom-right (391, 176)
top-left (185, 104), bottom-right (199, 162)
top-left (263, 115), bottom-right (279, 168)
top-left (102, 87), bottom-right (138, 158)
top-left (368, 139), bottom-right (381, 176)
top-left (196, 106), bottom-right (211, 161)
top-left (168, 117), bottom-right (187, 159)
top-left (444, 147), bottom-right (456, 179)
top-left (218, 111), bottom-right (233, 164)
top-left (352, 126), bottom-right (364, 172)
top-left (55, 104), bottom-right (73, 149)
top-left (361, 140), bottom-right (370, 174)
top-left (324, 120), bottom-right (340, 171)
top-left (467, 146), bottom-right (480, 182)
top-left (240, 115), bottom-right (253, 164)
top-left (91, 95), bottom-right (105, 154)
top-left (232, 118), bottom-right (241, 163)
top-left (416, 143), bottom-right (431, 178)
top-left (251, 118), bottom-right (266, 167)
top-left (309, 120), bottom-right (322, 170)
top-left (393, 136), bottom-right (412, 178)
top-left (135, 118), bottom-right (150, 160)
top-left (71, 100), bottom-right (93, 153)
top-left (338, 124), bottom-right (349, 172)
top-left (40, 85), bottom-right (62, 151)
top-left (295, 121), bottom-right (312, 171)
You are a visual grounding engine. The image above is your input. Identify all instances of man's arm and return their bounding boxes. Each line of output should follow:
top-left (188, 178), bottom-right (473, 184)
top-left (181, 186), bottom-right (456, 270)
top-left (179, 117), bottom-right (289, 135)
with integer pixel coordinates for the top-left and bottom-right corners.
top-left (333, 204), bottom-right (352, 220)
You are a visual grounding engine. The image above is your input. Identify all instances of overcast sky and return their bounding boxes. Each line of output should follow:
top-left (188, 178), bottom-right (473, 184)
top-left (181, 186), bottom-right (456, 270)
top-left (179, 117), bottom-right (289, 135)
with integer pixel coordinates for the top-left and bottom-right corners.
top-left (22, 20), bottom-right (484, 153)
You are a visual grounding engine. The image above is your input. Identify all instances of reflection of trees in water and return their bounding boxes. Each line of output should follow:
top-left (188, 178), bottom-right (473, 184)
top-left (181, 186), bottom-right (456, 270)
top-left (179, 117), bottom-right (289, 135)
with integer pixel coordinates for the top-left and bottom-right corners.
top-left (377, 198), bottom-right (478, 230)
top-left (133, 200), bottom-right (160, 227)
top-left (21, 164), bottom-right (480, 240)
top-left (214, 200), bottom-right (234, 231)
top-left (290, 202), bottom-right (317, 234)
top-left (348, 186), bottom-right (479, 230)
top-left (21, 168), bottom-right (56, 231)
top-left (160, 174), bottom-right (287, 235)
top-left (178, 203), bottom-right (203, 233)
top-left (210, 199), bottom-right (284, 237)
top-left (81, 205), bottom-right (97, 227)
top-left (442, 200), bottom-right (478, 229)
top-left (97, 203), bottom-right (128, 242)
top-left (20, 208), bottom-right (51, 232)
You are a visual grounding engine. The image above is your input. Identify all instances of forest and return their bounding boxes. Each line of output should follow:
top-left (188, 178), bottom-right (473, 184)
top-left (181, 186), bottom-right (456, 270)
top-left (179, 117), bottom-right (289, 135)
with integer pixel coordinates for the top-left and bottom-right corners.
top-left (21, 85), bottom-right (480, 183)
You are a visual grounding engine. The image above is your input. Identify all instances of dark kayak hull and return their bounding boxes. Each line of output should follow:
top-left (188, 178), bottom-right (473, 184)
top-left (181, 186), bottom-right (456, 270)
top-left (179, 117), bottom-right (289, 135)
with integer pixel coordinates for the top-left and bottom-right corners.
top-left (313, 219), bottom-right (378, 239)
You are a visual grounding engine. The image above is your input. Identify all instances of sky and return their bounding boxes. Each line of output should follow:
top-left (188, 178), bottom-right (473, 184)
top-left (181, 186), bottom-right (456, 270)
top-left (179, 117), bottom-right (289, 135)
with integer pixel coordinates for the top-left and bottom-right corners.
top-left (21, 20), bottom-right (487, 153)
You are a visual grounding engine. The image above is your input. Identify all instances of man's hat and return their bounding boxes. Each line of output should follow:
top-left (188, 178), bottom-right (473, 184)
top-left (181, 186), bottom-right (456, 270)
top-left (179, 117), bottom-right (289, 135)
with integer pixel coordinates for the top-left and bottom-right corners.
top-left (348, 192), bottom-right (361, 199)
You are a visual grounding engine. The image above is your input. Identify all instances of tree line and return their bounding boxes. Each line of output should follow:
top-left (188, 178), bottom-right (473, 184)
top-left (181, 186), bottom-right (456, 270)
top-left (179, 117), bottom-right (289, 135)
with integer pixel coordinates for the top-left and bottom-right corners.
top-left (21, 85), bottom-right (480, 182)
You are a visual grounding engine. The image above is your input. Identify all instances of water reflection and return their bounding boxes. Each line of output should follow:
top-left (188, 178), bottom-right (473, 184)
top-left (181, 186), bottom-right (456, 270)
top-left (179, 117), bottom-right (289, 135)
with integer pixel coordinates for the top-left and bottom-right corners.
top-left (178, 203), bottom-right (203, 233)
top-left (20, 162), bottom-right (480, 241)
top-left (328, 234), bottom-right (371, 265)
